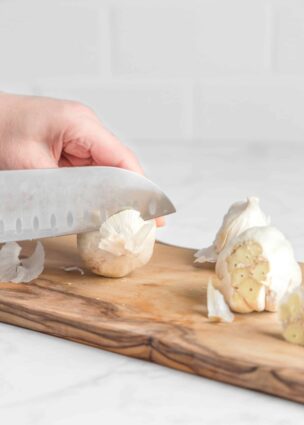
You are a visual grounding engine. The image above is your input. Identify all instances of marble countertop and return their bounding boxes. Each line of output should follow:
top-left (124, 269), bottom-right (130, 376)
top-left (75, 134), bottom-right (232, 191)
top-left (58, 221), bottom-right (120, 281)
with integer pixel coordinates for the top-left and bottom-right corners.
top-left (1, 141), bottom-right (304, 424)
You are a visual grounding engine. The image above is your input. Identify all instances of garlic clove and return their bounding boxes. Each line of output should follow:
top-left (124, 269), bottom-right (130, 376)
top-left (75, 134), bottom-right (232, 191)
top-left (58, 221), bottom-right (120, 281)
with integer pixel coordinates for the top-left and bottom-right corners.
top-left (229, 291), bottom-right (253, 313)
top-left (230, 267), bottom-right (250, 286)
top-left (283, 323), bottom-right (304, 345)
top-left (216, 226), bottom-right (302, 313)
top-left (279, 286), bottom-right (304, 346)
top-left (0, 241), bottom-right (45, 283)
top-left (207, 279), bottom-right (234, 322)
top-left (236, 278), bottom-right (266, 312)
top-left (77, 209), bottom-right (156, 278)
top-left (195, 197), bottom-right (270, 264)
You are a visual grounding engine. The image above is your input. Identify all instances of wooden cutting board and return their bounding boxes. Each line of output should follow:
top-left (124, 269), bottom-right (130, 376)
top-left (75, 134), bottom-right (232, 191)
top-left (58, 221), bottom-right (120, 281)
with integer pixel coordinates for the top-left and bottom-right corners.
top-left (0, 236), bottom-right (303, 403)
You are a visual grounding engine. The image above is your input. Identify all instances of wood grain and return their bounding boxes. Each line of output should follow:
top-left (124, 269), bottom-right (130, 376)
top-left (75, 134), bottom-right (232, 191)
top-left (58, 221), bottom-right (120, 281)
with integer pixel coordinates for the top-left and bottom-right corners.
top-left (0, 236), bottom-right (303, 403)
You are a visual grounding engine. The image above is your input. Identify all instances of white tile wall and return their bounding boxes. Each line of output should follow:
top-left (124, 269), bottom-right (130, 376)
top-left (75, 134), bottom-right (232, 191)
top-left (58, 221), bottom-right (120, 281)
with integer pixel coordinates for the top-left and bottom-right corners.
top-left (0, 0), bottom-right (304, 144)
top-left (111, 3), bottom-right (196, 78)
top-left (0, 2), bottom-right (109, 80)
top-left (275, 0), bottom-right (304, 74)
top-left (38, 82), bottom-right (192, 140)
top-left (194, 78), bottom-right (304, 142)
top-left (195, 0), bottom-right (268, 75)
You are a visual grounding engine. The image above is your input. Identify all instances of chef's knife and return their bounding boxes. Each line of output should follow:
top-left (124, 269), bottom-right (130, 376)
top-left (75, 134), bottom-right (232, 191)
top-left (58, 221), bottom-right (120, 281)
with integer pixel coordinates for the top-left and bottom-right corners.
top-left (0, 166), bottom-right (175, 242)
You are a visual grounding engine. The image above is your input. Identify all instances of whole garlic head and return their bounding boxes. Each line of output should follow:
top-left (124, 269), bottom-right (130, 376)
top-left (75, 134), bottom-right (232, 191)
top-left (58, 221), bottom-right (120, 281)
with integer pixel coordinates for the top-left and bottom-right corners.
top-left (77, 209), bottom-right (156, 278)
top-left (215, 226), bottom-right (302, 313)
top-left (195, 197), bottom-right (270, 263)
top-left (279, 286), bottom-right (304, 346)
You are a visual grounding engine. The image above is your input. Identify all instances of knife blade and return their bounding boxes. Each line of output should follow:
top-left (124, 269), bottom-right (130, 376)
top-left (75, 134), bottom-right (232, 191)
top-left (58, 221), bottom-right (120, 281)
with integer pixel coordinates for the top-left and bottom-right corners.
top-left (0, 166), bottom-right (175, 242)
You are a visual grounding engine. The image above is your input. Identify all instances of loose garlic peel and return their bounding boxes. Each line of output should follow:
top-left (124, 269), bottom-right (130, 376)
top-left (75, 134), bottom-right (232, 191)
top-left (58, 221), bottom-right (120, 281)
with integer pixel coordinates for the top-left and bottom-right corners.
top-left (195, 197), bottom-right (270, 263)
top-left (0, 241), bottom-right (45, 283)
top-left (77, 209), bottom-right (156, 278)
top-left (207, 279), bottom-right (234, 322)
top-left (279, 287), bottom-right (304, 346)
top-left (216, 226), bottom-right (302, 313)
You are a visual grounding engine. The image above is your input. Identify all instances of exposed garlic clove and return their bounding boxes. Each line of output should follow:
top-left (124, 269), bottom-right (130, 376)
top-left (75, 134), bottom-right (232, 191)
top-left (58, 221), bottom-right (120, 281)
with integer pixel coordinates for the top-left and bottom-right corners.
top-left (77, 209), bottom-right (156, 278)
top-left (207, 279), bottom-right (234, 322)
top-left (229, 291), bottom-right (253, 313)
top-left (279, 286), bottom-right (304, 346)
top-left (194, 197), bottom-right (270, 264)
top-left (215, 226), bottom-right (301, 313)
top-left (283, 323), bottom-right (304, 345)
top-left (236, 278), bottom-right (266, 312)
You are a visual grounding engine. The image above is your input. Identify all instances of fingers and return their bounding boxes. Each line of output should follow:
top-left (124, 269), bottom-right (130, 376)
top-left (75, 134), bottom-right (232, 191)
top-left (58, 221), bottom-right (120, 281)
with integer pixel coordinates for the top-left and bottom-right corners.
top-left (87, 126), bottom-right (166, 226)
top-left (62, 109), bottom-right (165, 226)
top-left (60, 152), bottom-right (92, 166)
top-left (63, 105), bottom-right (144, 173)
top-left (156, 216), bottom-right (165, 227)
top-left (58, 157), bottom-right (72, 167)
top-left (2, 141), bottom-right (59, 170)
top-left (84, 121), bottom-right (144, 174)
top-left (92, 140), bottom-right (144, 174)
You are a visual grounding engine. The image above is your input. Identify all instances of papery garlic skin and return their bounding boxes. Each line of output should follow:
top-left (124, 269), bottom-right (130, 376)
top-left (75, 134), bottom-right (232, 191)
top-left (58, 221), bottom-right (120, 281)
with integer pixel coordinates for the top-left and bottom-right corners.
top-left (0, 241), bottom-right (44, 283)
top-left (279, 287), bottom-right (304, 346)
top-left (61, 266), bottom-right (85, 275)
top-left (77, 209), bottom-right (156, 278)
top-left (215, 226), bottom-right (301, 313)
top-left (195, 197), bottom-right (270, 263)
top-left (207, 279), bottom-right (234, 323)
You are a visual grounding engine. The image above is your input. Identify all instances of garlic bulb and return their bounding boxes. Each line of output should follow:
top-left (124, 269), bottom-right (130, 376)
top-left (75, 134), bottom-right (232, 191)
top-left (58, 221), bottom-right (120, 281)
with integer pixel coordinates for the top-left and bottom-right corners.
top-left (279, 287), bottom-right (304, 346)
top-left (195, 197), bottom-right (270, 263)
top-left (215, 226), bottom-right (301, 313)
top-left (207, 279), bottom-right (234, 322)
top-left (77, 209), bottom-right (156, 278)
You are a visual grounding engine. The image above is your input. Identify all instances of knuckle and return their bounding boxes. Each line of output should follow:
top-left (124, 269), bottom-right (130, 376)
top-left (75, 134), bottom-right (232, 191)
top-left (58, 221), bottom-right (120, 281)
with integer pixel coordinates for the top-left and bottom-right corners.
top-left (65, 100), bottom-right (93, 117)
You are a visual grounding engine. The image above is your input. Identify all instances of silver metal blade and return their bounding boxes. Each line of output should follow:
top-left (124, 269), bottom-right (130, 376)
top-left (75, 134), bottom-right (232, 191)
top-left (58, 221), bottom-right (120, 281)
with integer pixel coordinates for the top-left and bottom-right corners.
top-left (0, 166), bottom-right (175, 242)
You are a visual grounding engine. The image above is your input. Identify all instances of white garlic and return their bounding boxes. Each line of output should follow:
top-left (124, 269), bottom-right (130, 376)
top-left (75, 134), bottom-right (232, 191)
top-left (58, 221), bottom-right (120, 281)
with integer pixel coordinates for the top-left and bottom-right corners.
top-left (215, 226), bottom-right (302, 313)
top-left (279, 286), bottom-right (304, 346)
top-left (207, 279), bottom-right (234, 323)
top-left (195, 197), bottom-right (270, 263)
top-left (0, 241), bottom-right (44, 283)
top-left (77, 209), bottom-right (156, 278)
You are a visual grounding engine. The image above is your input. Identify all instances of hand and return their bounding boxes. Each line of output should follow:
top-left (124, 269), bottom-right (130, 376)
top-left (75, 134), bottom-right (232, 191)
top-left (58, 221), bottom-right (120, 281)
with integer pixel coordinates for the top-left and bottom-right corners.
top-left (0, 93), bottom-right (143, 171)
top-left (0, 93), bottom-right (164, 226)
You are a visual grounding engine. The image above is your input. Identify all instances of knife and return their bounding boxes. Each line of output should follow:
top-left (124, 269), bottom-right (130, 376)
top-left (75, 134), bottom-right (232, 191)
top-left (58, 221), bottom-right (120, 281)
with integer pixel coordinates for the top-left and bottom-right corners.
top-left (0, 166), bottom-right (175, 243)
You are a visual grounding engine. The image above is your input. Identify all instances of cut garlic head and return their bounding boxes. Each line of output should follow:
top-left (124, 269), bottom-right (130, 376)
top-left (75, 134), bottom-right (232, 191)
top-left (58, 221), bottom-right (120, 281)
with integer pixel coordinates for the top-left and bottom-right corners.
top-left (195, 197), bottom-right (270, 263)
top-left (215, 226), bottom-right (302, 313)
top-left (77, 209), bottom-right (156, 278)
top-left (279, 287), bottom-right (304, 346)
